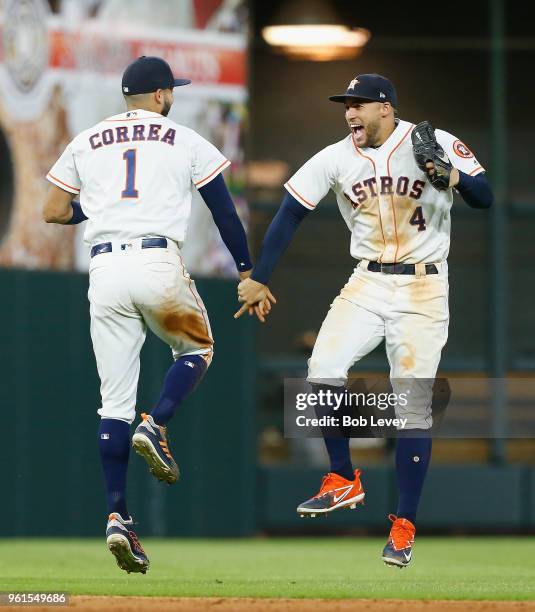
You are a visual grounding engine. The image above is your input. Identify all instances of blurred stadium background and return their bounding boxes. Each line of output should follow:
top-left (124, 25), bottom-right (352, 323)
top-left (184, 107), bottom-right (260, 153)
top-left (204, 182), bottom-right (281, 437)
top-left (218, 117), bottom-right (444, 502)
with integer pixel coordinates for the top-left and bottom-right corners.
top-left (0, 0), bottom-right (534, 542)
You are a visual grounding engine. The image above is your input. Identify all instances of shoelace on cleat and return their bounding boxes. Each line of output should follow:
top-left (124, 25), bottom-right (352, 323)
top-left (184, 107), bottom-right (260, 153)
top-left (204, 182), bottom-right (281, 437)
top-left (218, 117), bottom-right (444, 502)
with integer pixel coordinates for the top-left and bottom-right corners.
top-left (313, 470), bottom-right (359, 499)
top-left (314, 473), bottom-right (341, 498)
top-left (158, 425), bottom-right (174, 460)
top-left (158, 440), bottom-right (173, 459)
top-left (388, 514), bottom-right (415, 551)
top-left (128, 530), bottom-right (145, 555)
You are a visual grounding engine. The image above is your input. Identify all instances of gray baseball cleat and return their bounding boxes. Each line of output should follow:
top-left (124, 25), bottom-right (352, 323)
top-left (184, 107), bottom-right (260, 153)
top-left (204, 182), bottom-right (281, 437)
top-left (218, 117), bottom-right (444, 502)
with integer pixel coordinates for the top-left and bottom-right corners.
top-left (132, 413), bottom-right (180, 484)
top-left (106, 513), bottom-right (149, 574)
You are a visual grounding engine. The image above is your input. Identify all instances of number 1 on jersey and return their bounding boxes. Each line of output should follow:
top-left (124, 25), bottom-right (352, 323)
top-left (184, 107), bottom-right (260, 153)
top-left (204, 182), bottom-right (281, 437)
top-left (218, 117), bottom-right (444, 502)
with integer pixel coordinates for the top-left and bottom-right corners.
top-left (121, 149), bottom-right (139, 198)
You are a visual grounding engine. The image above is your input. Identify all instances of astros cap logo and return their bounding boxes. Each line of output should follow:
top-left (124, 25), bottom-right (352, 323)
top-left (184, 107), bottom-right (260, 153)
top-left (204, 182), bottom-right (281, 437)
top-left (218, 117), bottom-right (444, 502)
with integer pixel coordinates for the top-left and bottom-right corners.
top-left (348, 78), bottom-right (360, 91)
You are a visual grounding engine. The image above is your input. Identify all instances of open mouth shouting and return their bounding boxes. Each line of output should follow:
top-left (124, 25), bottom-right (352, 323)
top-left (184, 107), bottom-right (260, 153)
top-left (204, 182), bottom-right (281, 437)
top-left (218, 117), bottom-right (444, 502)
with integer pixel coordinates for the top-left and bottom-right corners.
top-left (349, 122), bottom-right (366, 144)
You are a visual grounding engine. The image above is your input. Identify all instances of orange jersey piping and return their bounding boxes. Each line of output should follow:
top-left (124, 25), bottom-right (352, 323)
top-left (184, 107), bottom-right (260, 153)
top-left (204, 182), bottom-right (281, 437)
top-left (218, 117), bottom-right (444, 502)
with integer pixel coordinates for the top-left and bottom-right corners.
top-left (352, 134), bottom-right (386, 260)
top-left (47, 173), bottom-right (80, 193)
top-left (194, 159), bottom-right (230, 187)
top-left (285, 181), bottom-right (316, 209)
top-left (386, 123), bottom-right (414, 262)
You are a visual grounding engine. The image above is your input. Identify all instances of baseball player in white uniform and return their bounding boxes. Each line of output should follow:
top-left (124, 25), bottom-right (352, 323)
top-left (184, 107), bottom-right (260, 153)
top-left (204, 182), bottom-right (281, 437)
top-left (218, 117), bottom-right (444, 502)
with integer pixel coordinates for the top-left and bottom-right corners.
top-left (237, 74), bottom-right (493, 568)
top-left (43, 56), bottom-right (258, 574)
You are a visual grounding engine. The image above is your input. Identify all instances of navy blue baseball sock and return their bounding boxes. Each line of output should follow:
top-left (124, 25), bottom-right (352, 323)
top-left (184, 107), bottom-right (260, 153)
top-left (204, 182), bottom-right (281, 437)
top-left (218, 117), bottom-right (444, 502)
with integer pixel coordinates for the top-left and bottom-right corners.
top-left (324, 437), bottom-right (354, 481)
top-left (395, 433), bottom-right (432, 524)
top-left (98, 418), bottom-right (130, 519)
top-left (150, 355), bottom-right (208, 426)
top-left (311, 383), bottom-right (354, 481)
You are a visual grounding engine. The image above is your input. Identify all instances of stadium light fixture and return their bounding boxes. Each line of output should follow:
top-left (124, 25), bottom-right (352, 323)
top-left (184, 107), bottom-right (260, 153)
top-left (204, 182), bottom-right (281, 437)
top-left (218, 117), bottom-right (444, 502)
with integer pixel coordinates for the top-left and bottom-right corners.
top-left (261, 0), bottom-right (371, 61)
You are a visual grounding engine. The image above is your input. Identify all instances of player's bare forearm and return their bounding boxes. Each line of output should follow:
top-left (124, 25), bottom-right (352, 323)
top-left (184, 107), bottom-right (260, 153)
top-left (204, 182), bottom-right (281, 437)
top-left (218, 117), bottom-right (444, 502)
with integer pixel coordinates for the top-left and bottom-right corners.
top-left (43, 184), bottom-right (75, 224)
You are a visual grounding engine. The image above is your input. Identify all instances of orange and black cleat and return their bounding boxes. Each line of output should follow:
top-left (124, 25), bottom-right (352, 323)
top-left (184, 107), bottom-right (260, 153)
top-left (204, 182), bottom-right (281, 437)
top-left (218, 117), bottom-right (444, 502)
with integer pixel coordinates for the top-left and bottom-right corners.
top-left (132, 413), bottom-right (179, 484)
top-left (296, 469), bottom-right (365, 517)
top-left (382, 514), bottom-right (416, 568)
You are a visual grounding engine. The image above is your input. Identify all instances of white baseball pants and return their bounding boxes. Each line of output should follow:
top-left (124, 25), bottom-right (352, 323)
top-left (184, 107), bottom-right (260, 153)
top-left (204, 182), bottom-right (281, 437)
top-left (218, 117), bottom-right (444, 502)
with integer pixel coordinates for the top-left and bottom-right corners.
top-left (307, 261), bottom-right (449, 429)
top-left (88, 240), bottom-right (213, 424)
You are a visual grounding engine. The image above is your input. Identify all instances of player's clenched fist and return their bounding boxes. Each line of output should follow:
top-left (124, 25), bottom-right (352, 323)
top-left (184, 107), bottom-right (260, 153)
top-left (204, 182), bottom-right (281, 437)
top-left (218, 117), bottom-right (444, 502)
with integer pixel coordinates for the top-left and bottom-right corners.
top-left (234, 278), bottom-right (277, 323)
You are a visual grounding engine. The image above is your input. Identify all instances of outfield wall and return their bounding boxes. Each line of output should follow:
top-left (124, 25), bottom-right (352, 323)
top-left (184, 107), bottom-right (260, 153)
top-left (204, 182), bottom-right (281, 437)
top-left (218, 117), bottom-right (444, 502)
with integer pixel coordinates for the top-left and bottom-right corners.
top-left (1, 268), bottom-right (535, 536)
top-left (259, 466), bottom-right (535, 532)
top-left (0, 268), bottom-right (256, 537)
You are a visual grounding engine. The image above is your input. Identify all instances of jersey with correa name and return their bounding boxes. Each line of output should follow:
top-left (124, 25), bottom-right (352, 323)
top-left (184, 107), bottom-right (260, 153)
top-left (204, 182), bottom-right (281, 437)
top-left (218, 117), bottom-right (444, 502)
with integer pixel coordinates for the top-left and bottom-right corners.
top-left (47, 109), bottom-right (230, 246)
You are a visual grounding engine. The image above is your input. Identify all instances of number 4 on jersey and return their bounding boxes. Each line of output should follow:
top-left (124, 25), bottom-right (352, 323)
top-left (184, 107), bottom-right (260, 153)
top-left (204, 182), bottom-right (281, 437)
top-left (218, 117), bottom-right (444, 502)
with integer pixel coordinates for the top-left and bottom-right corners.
top-left (409, 206), bottom-right (426, 231)
top-left (122, 149), bottom-right (139, 198)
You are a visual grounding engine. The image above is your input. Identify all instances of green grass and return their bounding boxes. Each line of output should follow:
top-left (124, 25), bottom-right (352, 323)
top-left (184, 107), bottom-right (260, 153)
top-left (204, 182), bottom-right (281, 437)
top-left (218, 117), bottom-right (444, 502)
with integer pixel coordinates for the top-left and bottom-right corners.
top-left (0, 538), bottom-right (533, 600)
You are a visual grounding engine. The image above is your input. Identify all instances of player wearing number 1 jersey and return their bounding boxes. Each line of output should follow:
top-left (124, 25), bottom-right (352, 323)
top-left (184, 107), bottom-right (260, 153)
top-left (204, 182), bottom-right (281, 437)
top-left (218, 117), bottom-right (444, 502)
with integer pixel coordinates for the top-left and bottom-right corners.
top-left (237, 74), bottom-right (493, 567)
top-left (43, 56), bottom-right (259, 574)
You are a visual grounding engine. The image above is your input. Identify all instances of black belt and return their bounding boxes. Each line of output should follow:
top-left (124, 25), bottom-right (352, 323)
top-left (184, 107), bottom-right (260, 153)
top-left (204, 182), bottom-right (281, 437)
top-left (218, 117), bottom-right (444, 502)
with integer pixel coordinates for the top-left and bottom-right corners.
top-left (366, 261), bottom-right (438, 275)
top-left (90, 237), bottom-right (168, 258)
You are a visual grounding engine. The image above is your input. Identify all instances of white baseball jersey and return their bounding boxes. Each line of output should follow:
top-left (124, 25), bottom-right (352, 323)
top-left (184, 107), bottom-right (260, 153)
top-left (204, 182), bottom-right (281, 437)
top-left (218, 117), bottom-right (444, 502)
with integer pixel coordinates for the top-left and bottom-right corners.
top-left (285, 119), bottom-right (484, 264)
top-left (47, 109), bottom-right (230, 246)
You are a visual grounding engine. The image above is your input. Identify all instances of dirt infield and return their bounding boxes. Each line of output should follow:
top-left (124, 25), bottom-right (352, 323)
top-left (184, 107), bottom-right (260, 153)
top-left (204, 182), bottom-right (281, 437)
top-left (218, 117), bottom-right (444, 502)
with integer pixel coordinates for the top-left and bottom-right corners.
top-left (27, 596), bottom-right (535, 612)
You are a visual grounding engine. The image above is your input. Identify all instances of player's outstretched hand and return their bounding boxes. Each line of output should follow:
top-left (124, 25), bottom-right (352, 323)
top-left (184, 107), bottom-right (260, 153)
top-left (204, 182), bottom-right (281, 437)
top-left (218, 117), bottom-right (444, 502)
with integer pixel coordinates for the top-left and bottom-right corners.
top-left (234, 278), bottom-right (276, 323)
top-left (235, 296), bottom-right (274, 323)
top-left (234, 298), bottom-right (273, 323)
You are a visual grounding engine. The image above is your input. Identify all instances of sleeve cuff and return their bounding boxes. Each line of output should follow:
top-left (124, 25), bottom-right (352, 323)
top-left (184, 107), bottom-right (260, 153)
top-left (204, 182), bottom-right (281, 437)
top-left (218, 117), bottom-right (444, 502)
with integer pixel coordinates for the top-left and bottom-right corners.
top-left (195, 159), bottom-right (231, 189)
top-left (468, 166), bottom-right (484, 176)
top-left (237, 260), bottom-right (253, 273)
top-left (46, 173), bottom-right (81, 194)
top-left (284, 181), bottom-right (316, 210)
top-left (250, 269), bottom-right (268, 285)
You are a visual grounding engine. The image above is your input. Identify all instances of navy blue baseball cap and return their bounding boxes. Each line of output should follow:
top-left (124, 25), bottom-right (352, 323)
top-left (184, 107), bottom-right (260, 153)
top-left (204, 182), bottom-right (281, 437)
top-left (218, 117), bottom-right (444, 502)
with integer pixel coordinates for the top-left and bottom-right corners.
top-left (122, 56), bottom-right (191, 95)
top-left (329, 74), bottom-right (398, 107)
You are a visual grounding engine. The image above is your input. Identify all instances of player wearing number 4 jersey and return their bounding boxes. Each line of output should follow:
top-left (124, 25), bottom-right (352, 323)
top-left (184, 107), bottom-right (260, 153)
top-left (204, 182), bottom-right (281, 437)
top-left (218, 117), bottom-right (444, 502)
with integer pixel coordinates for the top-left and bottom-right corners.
top-left (237, 74), bottom-right (493, 568)
top-left (43, 56), bottom-right (267, 574)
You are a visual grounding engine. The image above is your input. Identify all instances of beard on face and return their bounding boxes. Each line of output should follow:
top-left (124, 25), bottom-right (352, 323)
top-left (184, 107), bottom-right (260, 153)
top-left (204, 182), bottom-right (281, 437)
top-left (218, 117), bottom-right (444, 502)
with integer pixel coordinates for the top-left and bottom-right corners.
top-left (161, 102), bottom-right (171, 117)
top-left (348, 117), bottom-right (381, 147)
top-left (363, 118), bottom-right (381, 147)
top-left (161, 95), bottom-right (172, 117)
